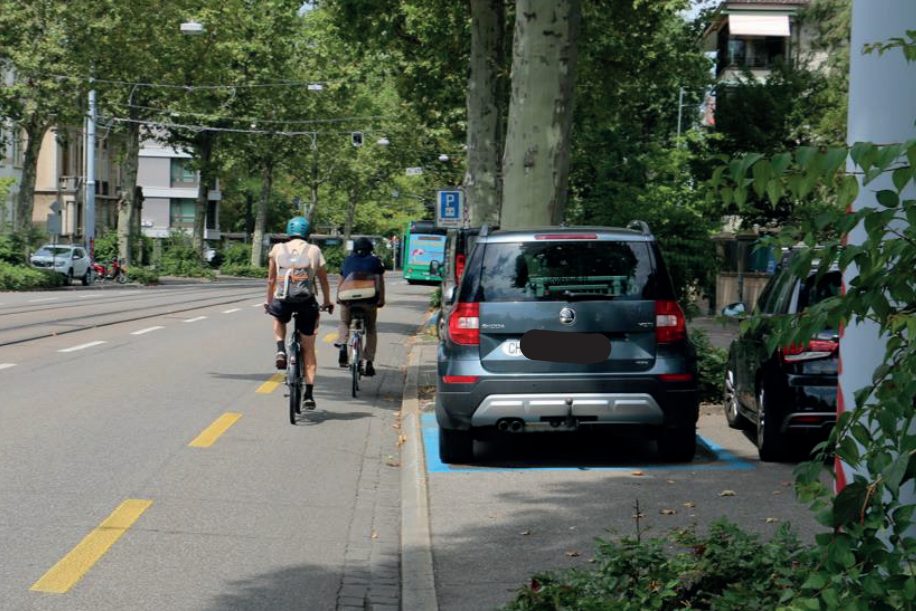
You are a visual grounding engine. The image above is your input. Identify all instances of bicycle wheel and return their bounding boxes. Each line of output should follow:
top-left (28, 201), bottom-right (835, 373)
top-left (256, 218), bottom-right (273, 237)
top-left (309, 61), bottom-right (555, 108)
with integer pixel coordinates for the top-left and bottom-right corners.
top-left (288, 348), bottom-right (301, 424)
top-left (350, 335), bottom-right (361, 398)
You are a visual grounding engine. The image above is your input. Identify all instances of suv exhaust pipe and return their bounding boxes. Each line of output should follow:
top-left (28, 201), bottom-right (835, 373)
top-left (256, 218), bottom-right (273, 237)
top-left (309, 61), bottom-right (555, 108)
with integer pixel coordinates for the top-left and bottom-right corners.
top-left (509, 420), bottom-right (524, 433)
top-left (497, 420), bottom-right (510, 432)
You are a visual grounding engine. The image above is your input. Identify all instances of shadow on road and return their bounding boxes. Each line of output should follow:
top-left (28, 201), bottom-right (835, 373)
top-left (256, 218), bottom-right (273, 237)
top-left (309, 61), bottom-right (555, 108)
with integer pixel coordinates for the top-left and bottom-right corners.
top-left (295, 409), bottom-right (372, 425)
top-left (202, 564), bottom-right (341, 611)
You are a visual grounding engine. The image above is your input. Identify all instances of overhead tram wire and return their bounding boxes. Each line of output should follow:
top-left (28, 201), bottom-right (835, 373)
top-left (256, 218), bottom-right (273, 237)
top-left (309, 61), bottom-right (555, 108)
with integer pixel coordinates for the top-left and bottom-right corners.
top-left (26, 72), bottom-right (334, 91)
top-left (101, 116), bottom-right (392, 139)
top-left (120, 104), bottom-right (396, 126)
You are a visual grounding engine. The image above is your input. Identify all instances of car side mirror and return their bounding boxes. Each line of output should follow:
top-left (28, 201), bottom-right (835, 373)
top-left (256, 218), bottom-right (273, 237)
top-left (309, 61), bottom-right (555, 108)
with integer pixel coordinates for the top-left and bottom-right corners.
top-left (444, 285), bottom-right (456, 305)
top-left (721, 302), bottom-right (747, 318)
top-left (429, 260), bottom-right (441, 276)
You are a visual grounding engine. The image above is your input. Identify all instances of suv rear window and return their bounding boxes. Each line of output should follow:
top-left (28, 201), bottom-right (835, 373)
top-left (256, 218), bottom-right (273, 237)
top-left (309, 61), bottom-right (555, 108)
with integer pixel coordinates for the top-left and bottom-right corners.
top-left (797, 270), bottom-right (841, 311)
top-left (477, 240), bottom-right (656, 302)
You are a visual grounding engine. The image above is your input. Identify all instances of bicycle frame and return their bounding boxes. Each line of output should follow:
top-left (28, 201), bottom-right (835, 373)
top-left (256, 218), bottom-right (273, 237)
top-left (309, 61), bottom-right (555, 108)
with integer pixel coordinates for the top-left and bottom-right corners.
top-left (348, 311), bottom-right (367, 397)
top-left (286, 313), bottom-right (304, 424)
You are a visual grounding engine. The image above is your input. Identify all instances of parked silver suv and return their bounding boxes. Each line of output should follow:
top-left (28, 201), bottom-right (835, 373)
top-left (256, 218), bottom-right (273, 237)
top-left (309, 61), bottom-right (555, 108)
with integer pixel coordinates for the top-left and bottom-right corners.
top-left (436, 224), bottom-right (698, 463)
top-left (29, 245), bottom-right (93, 285)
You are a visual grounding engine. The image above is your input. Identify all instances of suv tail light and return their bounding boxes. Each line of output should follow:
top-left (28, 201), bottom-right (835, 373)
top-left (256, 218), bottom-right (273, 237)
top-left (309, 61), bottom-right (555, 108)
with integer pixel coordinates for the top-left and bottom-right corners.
top-left (449, 302), bottom-right (480, 345)
top-left (780, 339), bottom-right (838, 363)
top-left (655, 300), bottom-right (686, 343)
top-left (455, 253), bottom-right (466, 282)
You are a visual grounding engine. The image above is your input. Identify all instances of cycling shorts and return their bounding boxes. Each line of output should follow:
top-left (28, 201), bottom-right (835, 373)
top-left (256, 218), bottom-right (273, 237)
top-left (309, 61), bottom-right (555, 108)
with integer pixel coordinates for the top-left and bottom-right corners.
top-left (267, 298), bottom-right (320, 336)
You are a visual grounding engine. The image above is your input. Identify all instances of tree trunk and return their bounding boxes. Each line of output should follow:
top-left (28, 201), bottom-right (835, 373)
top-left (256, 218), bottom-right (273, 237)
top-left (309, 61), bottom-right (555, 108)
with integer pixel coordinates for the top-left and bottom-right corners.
top-left (117, 120), bottom-right (140, 264)
top-left (465, 0), bottom-right (506, 226)
top-left (193, 134), bottom-right (214, 256)
top-left (251, 160), bottom-right (273, 267)
top-left (500, 0), bottom-right (581, 229)
top-left (14, 121), bottom-right (46, 235)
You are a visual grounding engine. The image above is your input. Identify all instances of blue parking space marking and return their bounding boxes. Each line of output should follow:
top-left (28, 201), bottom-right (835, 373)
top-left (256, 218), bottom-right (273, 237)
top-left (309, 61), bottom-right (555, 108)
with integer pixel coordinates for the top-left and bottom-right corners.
top-left (421, 413), bottom-right (754, 473)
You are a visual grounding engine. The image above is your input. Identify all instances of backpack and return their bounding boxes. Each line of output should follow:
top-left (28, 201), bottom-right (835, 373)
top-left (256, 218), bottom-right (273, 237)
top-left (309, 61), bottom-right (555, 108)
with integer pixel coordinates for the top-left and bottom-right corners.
top-left (277, 244), bottom-right (317, 303)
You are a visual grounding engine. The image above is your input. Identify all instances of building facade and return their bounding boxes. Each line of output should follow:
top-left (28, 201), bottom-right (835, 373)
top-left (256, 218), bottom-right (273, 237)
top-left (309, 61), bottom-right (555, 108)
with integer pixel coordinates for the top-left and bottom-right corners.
top-left (136, 140), bottom-right (221, 242)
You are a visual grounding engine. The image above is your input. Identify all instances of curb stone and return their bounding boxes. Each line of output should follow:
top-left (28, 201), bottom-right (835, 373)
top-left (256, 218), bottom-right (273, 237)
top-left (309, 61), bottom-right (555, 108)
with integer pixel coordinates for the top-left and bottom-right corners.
top-left (400, 341), bottom-right (438, 611)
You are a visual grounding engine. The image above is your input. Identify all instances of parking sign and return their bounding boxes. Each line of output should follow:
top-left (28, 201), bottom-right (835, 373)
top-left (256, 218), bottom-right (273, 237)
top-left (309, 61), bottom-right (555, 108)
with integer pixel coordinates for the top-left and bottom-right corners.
top-left (436, 190), bottom-right (463, 228)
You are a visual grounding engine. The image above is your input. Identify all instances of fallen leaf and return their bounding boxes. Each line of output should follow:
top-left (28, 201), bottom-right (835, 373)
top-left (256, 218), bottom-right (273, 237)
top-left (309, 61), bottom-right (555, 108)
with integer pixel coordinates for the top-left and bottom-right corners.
top-left (632, 513), bottom-right (646, 519)
top-left (565, 550), bottom-right (581, 557)
top-left (569, 526), bottom-right (577, 530)
top-left (765, 517), bottom-right (779, 524)
top-left (781, 480), bottom-right (792, 487)
top-left (384, 456), bottom-right (401, 467)
top-left (530, 578), bottom-right (541, 592)
top-left (587, 558), bottom-right (596, 564)
top-left (396, 434), bottom-right (407, 448)
top-left (370, 529), bottom-right (379, 539)
top-left (392, 423), bottom-right (401, 430)
top-left (660, 508), bottom-right (677, 515)
top-left (520, 530), bottom-right (531, 536)
top-left (719, 490), bottom-right (736, 497)
top-left (631, 470), bottom-right (645, 477)
top-left (666, 479), bottom-right (676, 484)
top-left (772, 490), bottom-right (783, 495)
top-left (683, 501), bottom-right (696, 508)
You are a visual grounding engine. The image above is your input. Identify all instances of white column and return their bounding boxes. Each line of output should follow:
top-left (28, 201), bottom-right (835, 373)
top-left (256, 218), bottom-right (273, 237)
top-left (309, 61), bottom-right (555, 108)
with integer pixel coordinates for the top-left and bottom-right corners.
top-left (838, 1), bottom-right (916, 495)
top-left (85, 88), bottom-right (97, 255)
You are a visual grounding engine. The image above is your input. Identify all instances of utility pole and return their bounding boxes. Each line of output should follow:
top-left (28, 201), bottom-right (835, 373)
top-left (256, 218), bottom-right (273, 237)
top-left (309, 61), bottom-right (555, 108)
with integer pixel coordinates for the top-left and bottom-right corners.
top-left (85, 86), bottom-right (97, 257)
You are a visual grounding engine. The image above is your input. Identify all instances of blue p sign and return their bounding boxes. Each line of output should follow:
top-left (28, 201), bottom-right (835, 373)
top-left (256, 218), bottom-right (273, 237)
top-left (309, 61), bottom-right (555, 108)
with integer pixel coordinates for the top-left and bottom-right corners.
top-left (436, 190), bottom-right (463, 228)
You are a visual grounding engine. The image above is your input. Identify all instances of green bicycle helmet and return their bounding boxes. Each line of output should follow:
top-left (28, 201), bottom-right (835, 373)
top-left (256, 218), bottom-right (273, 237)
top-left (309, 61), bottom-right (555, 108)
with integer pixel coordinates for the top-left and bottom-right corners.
top-left (286, 216), bottom-right (310, 239)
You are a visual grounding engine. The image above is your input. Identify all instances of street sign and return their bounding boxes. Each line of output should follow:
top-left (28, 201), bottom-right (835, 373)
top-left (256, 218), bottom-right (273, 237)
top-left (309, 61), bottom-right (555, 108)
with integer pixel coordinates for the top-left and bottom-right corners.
top-left (405, 167), bottom-right (424, 176)
top-left (436, 189), bottom-right (463, 228)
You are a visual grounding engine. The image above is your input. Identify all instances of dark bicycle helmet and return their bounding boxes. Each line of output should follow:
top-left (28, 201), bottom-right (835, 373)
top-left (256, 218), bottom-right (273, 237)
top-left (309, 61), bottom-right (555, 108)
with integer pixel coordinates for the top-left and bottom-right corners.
top-left (286, 216), bottom-right (310, 239)
top-left (353, 237), bottom-right (374, 255)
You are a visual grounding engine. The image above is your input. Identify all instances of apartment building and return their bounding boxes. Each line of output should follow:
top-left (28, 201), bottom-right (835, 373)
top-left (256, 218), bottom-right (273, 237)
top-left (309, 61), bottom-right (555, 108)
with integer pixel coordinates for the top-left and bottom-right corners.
top-left (136, 140), bottom-right (221, 242)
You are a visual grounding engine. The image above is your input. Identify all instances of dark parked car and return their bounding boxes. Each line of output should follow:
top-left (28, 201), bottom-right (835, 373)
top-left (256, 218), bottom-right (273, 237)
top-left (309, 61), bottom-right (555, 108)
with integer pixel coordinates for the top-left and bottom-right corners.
top-left (437, 227), bottom-right (488, 337)
top-left (436, 223), bottom-right (699, 464)
top-left (723, 257), bottom-right (840, 461)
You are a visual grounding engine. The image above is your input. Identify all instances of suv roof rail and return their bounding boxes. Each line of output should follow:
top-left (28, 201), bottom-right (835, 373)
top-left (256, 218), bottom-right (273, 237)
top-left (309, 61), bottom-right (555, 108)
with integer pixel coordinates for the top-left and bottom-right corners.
top-left (627, 220), bottom-right (652, 236)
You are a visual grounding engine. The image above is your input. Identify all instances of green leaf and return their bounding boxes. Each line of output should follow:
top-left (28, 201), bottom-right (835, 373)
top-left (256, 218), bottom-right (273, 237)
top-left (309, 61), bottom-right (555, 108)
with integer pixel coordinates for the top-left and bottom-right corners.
top-left (771, 152), bottom-right (792, 175)
top-left (892, 167), bottom-right (912, 192)
top-left (711, 165), bottom-right (726, 188)
top-left (833, 481), bottom-right (868, 527)
top-left (752, 160), bottom-right (772, 199)
top-left (837, 175), bottom-right (859, 208)
top-left (884, 453), bottom-right (909, 495)
top-left (823, 147), bottom-right (849, 176)
top-left (876, 190), bottom-right (899, 208)
top-left (766, 179), bottom-right (783, 207)
top-left (850, 142), bottom-right (877, 171)
top-left (874, 143), bottom-right (904, 172)
top-left (802, 573), bottom-right (826, 590)
top-left (795, 146), bottom-right (817, 169)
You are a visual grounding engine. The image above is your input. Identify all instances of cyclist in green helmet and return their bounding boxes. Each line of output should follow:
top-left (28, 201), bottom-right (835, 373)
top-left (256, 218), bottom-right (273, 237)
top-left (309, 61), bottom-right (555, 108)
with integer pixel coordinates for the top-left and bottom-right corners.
top-left (265, 216), bottom-right (333, 409)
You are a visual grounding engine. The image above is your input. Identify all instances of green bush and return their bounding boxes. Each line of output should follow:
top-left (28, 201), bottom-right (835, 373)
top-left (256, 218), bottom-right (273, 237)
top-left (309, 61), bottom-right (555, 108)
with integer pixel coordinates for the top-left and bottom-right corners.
top-left (127, 267), bottom-right (159, 285)
top-left (0, 262), bottom-right (67, 290)
top-left (93, 230), bottom-right (119, 263)
top-left (159, 234), bottom-right (213, 278)
top-left (507, 520), bottom-right (817, 611)
top-left (322, 245), bottom-right (344, 274)
top-left (220, 264), bottom-right (267, 278)
top-left (690, 329), bottom-right (727, 403)
top-left (221, 243), bottom-right (252, 267)
top-left (429, 286), bottom-right (442, 309)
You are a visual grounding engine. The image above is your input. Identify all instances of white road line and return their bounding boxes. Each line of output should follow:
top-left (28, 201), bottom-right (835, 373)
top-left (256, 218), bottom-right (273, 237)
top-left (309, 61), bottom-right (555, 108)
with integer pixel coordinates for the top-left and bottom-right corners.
top-left (251, 303), bottom-right (264, 308)
top-left (222, 308), bottom-right (241, 314)
top-left (79, 294), bottom-right (102, 299)
top-left (0, 363), bottom-right (17, 371)
top-left (131, 326), bottom-right (164, 336)
top-left (58, 341), bottom-right (107, 353)
top-left (28, 297), bottom-right (59, 303)
top-left (183, 316), bottom-right (207, 323)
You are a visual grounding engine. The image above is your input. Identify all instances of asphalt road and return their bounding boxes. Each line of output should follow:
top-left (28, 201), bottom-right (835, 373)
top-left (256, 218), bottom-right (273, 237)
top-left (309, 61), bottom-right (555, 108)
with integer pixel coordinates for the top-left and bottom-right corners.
top-left (0, 276), bottom-right (431, 610)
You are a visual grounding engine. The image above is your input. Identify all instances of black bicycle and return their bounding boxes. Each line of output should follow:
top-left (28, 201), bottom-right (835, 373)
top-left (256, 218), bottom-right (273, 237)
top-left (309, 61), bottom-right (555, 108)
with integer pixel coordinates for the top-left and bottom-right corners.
top-left (287, 304), bottom-right (333, 425)
top-left (347, 308), bottom-right (369, 398)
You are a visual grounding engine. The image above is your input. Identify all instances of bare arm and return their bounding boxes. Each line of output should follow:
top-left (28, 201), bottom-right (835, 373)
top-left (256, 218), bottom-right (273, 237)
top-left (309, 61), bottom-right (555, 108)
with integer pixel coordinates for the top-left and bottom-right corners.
top-left (266, 256), bottom-right (278, 306)
top-left (317, 267), bottom-right (331, 307)
top-left (377, 272), bottom-right (386, 308)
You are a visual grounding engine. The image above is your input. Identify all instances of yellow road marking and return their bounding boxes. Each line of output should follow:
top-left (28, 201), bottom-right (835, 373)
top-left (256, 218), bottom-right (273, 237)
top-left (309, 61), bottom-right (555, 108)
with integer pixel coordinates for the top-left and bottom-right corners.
top-left (30, 499), bottom-right (152, 594)
top-left (188, 412), bottom-right (242, 448)
top-left (256, 372), bottom-right (284, 394)
top-left (323, 332), bottom-right (338, 344)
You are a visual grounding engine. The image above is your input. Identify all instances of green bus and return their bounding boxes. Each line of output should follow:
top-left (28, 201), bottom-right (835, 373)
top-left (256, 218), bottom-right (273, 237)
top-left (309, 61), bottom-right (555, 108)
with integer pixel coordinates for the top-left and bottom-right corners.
top-left (402, 220), bottom-right (447, 284)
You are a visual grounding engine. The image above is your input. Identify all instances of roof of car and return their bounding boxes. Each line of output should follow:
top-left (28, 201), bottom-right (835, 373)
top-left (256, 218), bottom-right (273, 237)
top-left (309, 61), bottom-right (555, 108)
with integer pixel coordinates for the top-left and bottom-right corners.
top-left (479, 227), bottom-right (653, 243)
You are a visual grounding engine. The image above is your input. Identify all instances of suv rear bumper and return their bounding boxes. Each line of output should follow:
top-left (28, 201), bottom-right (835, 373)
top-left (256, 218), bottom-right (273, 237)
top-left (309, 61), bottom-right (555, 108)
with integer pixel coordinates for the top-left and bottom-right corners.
top-left (437, 377), bottom-right (697, 431)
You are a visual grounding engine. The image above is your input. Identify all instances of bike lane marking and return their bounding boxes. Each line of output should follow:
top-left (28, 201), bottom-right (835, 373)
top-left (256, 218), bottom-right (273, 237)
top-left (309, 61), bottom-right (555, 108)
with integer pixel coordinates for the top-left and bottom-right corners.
top-left (183, 316), bottom-right (207, 323)
top-left (58, 340), bottom-right (107, 353)
top-left (188, 412), bottom-right (243, 448)
top-left (322, 332), bottom-right (339, 344)
top-left (130, 326), bottom-right (164, 336)
top-left (29, 499), bottom-right (153, 594)
top-left (0, 363), bottom-right (17, 370)
top-left (28, 297), bottom-right (60, 303)
top-left (255, 373), bottom-right (285, 394)
top-left (222, 308), bottom-right (241, 314)
top-left (420, 413), bottom-right (753, 473)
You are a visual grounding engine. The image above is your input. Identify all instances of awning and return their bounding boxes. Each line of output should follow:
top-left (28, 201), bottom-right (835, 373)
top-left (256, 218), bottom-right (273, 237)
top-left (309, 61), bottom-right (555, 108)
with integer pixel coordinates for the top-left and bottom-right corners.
top-left (728, 14), bottom-right (790, 37)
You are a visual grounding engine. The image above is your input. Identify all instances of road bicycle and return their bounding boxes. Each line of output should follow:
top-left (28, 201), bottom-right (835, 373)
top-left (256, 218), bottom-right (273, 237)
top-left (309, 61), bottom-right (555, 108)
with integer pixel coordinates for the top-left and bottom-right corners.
top-left (347, 306), bottom-right (369, 398)
top-left (286, 304), bottom-right (333, 425)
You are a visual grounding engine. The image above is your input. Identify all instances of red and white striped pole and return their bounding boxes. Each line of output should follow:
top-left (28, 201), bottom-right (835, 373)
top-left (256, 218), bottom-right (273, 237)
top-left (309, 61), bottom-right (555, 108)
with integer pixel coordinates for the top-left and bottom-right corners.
top-left (837, 1), bottom-right (916, 494)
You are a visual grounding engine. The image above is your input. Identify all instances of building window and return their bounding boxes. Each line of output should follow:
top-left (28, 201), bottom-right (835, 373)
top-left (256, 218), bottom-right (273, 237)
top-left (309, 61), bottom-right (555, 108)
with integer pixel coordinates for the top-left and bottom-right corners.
top-left (169, 198), bottom-right (196, 228)
top-left (170, 159), bottom-right (197, 186)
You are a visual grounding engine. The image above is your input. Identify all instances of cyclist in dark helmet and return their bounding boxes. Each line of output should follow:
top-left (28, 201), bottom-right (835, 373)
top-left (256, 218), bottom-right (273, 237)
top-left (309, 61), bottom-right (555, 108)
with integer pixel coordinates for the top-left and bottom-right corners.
top-left (265, 216), bottom-right (333, 409)
top-left (336, 236), bottom-right (386, 377)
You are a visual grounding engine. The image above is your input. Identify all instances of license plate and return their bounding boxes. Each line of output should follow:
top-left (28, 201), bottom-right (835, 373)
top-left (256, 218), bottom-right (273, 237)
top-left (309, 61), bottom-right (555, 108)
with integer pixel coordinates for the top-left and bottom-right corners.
top-left (500, 340), bottom-right (524, 357)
